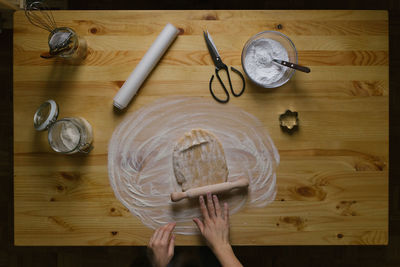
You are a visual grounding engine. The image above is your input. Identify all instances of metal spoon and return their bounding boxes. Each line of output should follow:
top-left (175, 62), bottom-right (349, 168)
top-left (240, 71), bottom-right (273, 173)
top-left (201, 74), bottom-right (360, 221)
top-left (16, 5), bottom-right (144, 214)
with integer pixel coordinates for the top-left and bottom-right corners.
top-left (273, 59), bottom-right (311, 73)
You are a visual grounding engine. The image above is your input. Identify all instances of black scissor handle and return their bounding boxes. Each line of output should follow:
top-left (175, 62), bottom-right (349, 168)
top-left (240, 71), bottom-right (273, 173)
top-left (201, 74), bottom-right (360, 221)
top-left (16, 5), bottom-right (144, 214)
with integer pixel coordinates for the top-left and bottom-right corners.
top-left (209, 66), bottom-right (246, 103)
top-left (210, 66), bottom-right (230, 103)
top-left (229, 66), bottom-right (245, 97)
top-left (209, 75), bottom-right (229, 103)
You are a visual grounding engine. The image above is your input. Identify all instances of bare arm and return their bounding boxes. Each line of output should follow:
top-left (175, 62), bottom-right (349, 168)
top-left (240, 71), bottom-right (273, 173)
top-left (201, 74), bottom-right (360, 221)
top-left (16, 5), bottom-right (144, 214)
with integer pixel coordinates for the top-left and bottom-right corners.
top-left (193, 193), bottom-right (243, 267)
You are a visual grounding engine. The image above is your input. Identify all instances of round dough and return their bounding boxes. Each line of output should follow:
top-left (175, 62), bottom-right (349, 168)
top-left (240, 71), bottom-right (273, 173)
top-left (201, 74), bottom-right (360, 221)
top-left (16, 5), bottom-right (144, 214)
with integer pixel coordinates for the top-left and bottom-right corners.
top-left (172, 129), bottom-right (228, 191)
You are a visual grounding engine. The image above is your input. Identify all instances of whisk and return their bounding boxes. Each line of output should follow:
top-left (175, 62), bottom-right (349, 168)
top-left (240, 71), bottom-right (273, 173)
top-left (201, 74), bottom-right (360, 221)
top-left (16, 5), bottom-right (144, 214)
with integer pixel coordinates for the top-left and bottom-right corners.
top-left (25, 1), bottom-right (57, 33)
top-left (25, 1), bottom-right (76, 58)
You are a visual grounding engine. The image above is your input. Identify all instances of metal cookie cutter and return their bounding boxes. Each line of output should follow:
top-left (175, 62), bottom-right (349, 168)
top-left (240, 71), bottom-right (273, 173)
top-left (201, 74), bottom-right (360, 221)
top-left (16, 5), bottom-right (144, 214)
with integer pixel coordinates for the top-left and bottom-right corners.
top-left (279, 110), bottom-right (299, 133)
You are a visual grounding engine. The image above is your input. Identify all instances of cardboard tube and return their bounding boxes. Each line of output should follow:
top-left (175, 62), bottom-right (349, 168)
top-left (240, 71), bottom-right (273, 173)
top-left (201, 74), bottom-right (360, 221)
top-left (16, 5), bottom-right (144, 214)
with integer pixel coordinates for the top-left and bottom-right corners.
top-left (170, 178), bottom-right (249, 202)
top-left (113, 23), bottom-right (179, 109)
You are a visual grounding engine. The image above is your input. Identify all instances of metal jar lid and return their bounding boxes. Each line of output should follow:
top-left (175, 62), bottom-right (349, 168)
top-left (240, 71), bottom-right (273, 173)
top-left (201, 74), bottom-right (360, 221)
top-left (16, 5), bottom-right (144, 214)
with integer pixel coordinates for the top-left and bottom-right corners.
top-left (33, 99), bottom-right (59, 131)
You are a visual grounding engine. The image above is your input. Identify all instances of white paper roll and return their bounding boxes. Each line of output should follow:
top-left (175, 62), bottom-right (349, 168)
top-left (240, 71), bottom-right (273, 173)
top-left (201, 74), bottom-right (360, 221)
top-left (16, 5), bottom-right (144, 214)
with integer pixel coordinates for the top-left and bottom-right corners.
top-left (113, 23), bottom-right (180, 109)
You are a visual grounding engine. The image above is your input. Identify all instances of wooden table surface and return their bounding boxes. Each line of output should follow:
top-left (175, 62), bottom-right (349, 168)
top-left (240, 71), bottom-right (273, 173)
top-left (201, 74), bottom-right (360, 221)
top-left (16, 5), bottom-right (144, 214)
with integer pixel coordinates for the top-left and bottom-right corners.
top-left (13, 10), bottom-right (388, 246)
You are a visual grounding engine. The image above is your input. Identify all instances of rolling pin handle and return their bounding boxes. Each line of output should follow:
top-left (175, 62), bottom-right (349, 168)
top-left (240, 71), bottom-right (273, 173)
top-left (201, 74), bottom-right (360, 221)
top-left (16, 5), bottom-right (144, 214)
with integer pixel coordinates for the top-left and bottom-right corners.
top-left (171, 191), bottom-right (187, 202)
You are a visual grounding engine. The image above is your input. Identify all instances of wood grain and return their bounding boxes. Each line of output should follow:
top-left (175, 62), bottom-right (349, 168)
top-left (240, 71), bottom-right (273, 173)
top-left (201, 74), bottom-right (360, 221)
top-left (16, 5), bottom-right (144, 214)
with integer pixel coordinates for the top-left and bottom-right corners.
top-left (14, 35), bottom-right (389, 51)
top-left (13, 10), bottom-right (388, 246)
top-left (14, 50), bottom-right (389, 66)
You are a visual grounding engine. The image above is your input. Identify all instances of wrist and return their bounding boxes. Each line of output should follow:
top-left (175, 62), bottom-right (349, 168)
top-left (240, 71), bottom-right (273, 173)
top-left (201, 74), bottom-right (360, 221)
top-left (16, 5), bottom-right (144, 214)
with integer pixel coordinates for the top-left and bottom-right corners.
top-left (213, 243), bottom-right (233, 257)
top-left (213, 245), bottom-right (242, 267)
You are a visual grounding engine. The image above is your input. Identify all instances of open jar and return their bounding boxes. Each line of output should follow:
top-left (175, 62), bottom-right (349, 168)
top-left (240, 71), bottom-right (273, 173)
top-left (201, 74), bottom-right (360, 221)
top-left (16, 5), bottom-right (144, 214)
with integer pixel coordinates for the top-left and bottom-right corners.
top-left (33, 100), bottom-right (93, 154)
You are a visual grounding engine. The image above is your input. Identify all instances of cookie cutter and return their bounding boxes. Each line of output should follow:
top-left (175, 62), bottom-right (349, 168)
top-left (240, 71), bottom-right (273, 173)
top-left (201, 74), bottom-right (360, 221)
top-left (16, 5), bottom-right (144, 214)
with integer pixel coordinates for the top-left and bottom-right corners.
top-left (279, 110), bottom-right (299, 133)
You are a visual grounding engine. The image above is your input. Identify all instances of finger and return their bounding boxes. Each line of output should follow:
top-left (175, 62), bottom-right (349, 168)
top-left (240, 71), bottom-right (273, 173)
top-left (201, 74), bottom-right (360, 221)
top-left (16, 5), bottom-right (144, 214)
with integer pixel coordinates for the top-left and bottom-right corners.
top-left (199, 195), bottom-right (210, 220)
top-left (149, 232), bottom-right (155, 246)
top-left (149, 229), bottom-right (155, 244)
top-left (206, 192), bottom-right (216, 218)
top-left (158, 223), bottom-right (170, 241)
top-left (153, 226), bottom-right (164, 241)
top-left (193, 218), bottom-right (204, 233)
top-left (213, 194), bottom-right (222, 217)
top-left (224, 202), bottom-right (229, 223)
top-left (161, 222), bottom-right (176, 243)
top-left (150, 227), bottom-right (161, 245)
top-left (168, 234), bottom-right (175, 256)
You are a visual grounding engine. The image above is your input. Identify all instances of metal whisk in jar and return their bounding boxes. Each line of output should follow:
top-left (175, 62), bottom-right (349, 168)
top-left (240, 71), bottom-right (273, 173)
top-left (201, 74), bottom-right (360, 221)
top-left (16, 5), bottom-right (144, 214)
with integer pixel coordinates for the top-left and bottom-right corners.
top-left (25, 1), bottom-right (87, 60)
top-left (46, 27), bottom-right (87, 60)
top-left (34, 100), bottom-right (93, 154)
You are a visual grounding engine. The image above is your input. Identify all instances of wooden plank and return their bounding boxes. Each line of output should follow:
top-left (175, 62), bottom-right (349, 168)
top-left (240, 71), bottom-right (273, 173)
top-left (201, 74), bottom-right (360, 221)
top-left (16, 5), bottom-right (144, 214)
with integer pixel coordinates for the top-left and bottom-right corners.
top-left (13, 65), bottom-right (388, 82)
top-left (14, 170), bottom-right (388, 204)
top-left (14, 35), bottom-right (389, 51)
top-left (13, 10), bottom-right (389, 24)
top-left (13, 19), bottom-right (389, 36)
top-left (13, 80), bottom-right (389, 97)
top-left (13, 10), bottom-right (389, 246)
top-left (14, 50), bottom-right (389, 67)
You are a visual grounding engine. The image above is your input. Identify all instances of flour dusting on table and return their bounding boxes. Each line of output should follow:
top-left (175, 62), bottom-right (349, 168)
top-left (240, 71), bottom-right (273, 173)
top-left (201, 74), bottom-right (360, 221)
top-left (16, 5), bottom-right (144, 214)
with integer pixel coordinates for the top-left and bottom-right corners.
top-left (108, 97), bottom-right (279, 235)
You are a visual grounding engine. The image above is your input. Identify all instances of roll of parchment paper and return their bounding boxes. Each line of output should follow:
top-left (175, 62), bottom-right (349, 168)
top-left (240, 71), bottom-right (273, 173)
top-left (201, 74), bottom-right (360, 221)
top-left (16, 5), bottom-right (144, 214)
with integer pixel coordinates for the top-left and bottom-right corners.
top-left (113, 23), bottom-right (179, 109)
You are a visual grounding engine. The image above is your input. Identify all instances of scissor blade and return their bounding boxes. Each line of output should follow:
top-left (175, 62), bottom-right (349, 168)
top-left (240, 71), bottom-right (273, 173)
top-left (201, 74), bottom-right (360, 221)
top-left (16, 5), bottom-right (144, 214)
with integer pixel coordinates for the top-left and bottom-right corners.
top-left (204, 31), bottom-right (221, 66)
top-left (206, 30), bottom-right (220, 58)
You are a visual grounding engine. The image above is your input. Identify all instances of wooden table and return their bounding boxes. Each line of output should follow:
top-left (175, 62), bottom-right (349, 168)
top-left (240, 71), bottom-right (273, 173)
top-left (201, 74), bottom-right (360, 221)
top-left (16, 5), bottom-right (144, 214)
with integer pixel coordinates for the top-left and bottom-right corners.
top-left (13, 10), bottom-right (389, 245)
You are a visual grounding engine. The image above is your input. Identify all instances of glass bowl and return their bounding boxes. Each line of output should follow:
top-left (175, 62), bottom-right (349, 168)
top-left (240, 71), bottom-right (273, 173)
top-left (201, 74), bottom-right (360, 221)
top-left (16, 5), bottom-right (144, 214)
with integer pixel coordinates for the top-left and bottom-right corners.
top-left (241, 31), bottom-right (298, 88)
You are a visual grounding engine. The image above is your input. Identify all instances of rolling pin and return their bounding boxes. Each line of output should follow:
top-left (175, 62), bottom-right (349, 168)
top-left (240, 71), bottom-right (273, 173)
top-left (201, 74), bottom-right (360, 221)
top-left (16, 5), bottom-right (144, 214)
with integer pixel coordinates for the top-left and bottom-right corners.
top-left (113, 23), bottom-right (179, 109)
top-left (170, 178), bottom-right (249, 202)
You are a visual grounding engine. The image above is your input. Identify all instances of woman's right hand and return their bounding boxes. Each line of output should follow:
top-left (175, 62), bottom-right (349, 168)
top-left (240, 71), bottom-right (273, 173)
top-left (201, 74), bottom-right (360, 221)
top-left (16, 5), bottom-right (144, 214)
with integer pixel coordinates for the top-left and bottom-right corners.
top-left (193, 193), bottom-right (230, 252)
top-left (193, 193), bottom-right (242, 267)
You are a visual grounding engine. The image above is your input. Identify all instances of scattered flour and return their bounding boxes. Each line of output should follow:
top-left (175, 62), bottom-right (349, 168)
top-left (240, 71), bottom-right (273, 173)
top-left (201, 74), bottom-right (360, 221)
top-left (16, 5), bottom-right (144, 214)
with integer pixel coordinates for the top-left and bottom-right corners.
top-left (244, 38), bottom-right (289, 85)
top-left (108, 97), bottom-right (280, 235)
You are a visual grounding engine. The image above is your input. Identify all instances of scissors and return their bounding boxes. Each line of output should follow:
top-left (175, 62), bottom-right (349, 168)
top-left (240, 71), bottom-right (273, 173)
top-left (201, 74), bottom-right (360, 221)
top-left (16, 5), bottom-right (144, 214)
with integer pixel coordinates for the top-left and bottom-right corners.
top-left (203, 31), bottom-right (245, 103)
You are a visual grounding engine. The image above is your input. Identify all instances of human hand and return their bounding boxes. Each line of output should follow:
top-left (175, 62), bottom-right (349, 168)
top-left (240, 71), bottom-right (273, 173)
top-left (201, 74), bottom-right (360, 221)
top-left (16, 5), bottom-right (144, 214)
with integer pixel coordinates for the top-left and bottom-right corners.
top-left (147, 222), bottom-right (176, 267)
top-left (193, 193), bottom-right (242, 267)
top-left (193, 193), bottom-right (230, 252)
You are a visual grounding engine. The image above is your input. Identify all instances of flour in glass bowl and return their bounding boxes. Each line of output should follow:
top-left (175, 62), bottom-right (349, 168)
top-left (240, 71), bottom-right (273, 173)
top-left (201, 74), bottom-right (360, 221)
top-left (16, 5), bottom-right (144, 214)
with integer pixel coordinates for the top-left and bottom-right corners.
top-left (244, 38), bottom-right (289, 85)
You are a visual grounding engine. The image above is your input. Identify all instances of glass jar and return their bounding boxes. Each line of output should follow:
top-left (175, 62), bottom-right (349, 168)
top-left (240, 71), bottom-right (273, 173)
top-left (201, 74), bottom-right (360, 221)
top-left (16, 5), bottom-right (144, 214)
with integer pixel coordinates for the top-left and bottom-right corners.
top-left (33, 100), bottom-right (93, 154)
top-left (47, 27), bottom-right (87, 60)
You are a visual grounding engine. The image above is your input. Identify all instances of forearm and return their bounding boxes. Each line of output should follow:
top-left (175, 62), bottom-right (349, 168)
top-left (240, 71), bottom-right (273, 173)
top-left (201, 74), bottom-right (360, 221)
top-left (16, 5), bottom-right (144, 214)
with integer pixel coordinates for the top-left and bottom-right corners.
top-left (213, 245), bottom-right (243, 267)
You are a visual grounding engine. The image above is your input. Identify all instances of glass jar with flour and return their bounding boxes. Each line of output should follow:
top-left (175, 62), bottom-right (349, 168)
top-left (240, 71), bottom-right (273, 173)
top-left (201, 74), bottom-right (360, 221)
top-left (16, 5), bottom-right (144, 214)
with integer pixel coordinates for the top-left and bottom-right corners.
top-left (33, 100), bottom-right (93, 154)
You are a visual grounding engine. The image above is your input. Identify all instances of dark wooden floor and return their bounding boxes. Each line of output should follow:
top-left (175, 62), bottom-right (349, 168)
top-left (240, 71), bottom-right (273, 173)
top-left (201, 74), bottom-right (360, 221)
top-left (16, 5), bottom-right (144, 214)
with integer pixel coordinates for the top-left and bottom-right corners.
top-left (1, 1), bottom-right (400, 266)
